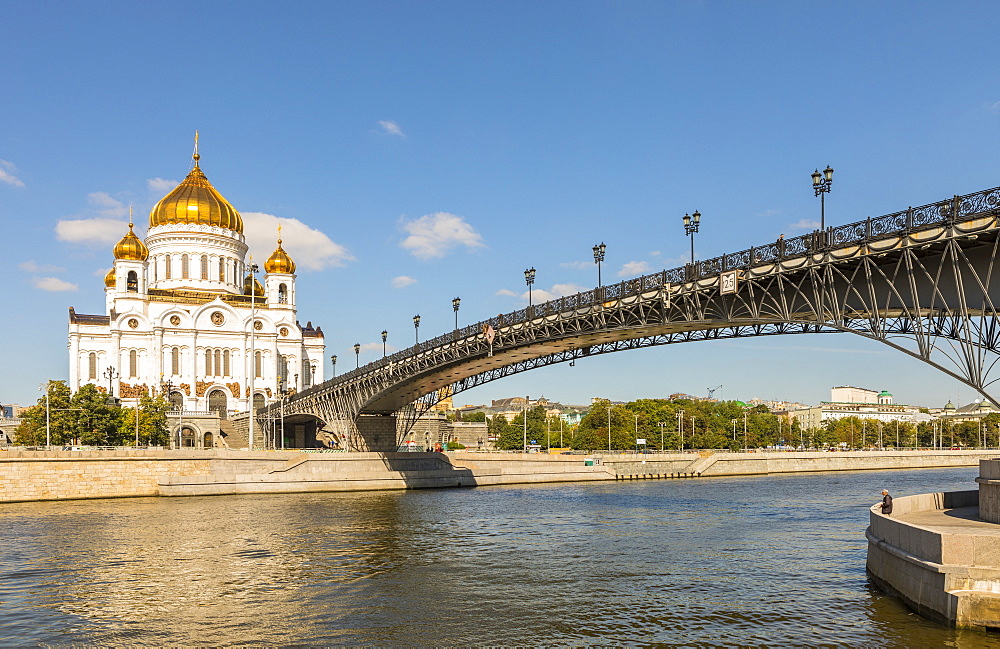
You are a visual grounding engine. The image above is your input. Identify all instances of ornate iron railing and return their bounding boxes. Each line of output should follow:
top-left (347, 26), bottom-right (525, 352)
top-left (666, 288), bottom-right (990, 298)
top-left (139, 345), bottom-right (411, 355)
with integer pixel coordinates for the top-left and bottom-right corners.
top-left (293, 184), bottom-right (1000, 399)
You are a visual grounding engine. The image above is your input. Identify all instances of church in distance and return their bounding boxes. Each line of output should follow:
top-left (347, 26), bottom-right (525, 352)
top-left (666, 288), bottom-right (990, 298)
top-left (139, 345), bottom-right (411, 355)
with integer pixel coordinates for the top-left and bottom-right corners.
top-left (67, 147), bottom-right (326, 422)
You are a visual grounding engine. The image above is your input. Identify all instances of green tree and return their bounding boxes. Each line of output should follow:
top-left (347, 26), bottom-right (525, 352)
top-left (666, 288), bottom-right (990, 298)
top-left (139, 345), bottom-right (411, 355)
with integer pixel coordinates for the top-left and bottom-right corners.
top-left (14, 380), bottom-right (74, 445)
top-left (118, 394), bottom-right (171, 446)
top-left (70, 383), bottom-right (124, 445)
top-left (490, 415), bottom-right (521, 450)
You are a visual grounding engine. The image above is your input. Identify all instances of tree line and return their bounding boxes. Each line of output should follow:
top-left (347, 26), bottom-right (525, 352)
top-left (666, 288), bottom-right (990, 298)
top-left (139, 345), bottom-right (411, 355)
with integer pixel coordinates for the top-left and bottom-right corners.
top-left (14, 380), bottom-right (172, 446)
top-left (486, 398), bottom-right (1000, 451)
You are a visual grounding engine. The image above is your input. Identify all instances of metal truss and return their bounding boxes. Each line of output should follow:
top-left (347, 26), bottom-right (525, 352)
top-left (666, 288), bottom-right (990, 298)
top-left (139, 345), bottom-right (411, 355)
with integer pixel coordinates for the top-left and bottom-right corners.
top-left (262, 184), bottom-right (1000, 451)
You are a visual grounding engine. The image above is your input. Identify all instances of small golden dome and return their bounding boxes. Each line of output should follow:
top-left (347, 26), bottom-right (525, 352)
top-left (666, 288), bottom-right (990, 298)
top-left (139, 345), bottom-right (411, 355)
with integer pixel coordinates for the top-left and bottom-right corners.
top-left (264, 239), bottom-right (296, 274)
top-left (113, 223), bottom-right (149, 261)
top-left (243, 273), bottom-right (264, 298)
top-left (104, 268), bottom-right (116, 287)
top-left (148, 152), bottom-right (243, 233)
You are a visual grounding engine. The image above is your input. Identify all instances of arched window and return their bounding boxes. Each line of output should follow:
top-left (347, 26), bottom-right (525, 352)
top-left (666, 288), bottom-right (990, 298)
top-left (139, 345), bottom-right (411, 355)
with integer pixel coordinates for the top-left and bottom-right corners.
top-left (205, 349), bottom-right (213, 376)
top-left (152, 260), bottom-right (157, 282)
top-left (214, 349), bottom-right (222, 377)
top-left (253, 393), bottom-right (265, 410)
top-left (218, 258), bottom-right (225, 282)
top-left (126, 270), bottom-right (138, 292)
top-left (278, 355), bottom-right (288, 390)
top-left (223, 349), bottom-right (231, 377)
top-left (129, 350), bottom-right (138, 377)
top-left (278, 283), bottom-right (288, 303)
top-left (255, 351), bottom-right (262, 378)
top-left (164, 254), bottom-right (172, 279)
top-left (200, 255), bottom-right (208, 280)
top-left (181, 254), bottom-right (189, 279)
top-left (304, 361), bottom-right (313, 388)
top-left (171, 347), bottom-right (180, 375)
top-left (88, 352), bottom-right (97, 380)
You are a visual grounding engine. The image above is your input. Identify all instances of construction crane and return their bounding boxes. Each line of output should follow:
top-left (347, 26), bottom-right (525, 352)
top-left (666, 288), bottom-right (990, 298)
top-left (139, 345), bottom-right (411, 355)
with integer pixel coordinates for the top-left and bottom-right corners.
top-left (707, 385), bottom-right (722, 400)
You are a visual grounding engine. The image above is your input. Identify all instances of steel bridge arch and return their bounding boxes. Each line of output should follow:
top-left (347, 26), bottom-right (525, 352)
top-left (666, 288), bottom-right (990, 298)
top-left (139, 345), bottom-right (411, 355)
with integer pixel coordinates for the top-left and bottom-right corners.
top-left (260, 185), bottom-right (1000, 451)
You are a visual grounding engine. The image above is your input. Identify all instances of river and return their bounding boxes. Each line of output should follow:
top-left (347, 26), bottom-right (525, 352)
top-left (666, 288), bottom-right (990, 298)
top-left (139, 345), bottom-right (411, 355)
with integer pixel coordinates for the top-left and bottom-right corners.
top-left (1, 466), bottom-right (997, 645)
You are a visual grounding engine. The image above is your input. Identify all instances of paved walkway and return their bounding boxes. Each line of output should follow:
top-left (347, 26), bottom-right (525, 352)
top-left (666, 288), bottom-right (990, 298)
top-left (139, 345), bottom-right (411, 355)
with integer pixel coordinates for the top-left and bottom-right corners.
top-left (895, 506), bottom-right (1000, 536)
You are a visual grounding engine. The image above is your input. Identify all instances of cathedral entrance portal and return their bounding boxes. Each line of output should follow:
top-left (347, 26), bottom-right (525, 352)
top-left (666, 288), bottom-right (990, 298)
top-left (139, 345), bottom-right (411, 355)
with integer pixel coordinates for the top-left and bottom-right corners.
top-left (208, 389), bottom-right (227, 419)
top-left (253, 393), bottom-right (265, 411)
top-left (168, 391), bottom-right (183, 410)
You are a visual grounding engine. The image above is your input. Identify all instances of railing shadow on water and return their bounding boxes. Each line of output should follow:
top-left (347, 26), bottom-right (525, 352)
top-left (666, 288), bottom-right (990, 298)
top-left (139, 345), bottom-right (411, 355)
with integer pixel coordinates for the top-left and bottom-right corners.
top-left (289, 185), bottom-right (1000, 399)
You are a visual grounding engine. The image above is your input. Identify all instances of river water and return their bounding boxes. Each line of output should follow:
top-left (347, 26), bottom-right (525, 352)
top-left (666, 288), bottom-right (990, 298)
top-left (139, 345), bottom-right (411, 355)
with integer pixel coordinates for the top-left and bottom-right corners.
top-left (1, 466), bottom-right (998, 645)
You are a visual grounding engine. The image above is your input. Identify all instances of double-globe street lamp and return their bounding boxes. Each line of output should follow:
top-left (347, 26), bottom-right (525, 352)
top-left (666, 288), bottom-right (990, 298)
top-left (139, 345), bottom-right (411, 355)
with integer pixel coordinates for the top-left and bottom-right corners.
top-left (330, 354), bottom-right (337, 378)
top-left (381, 330), bottom-right (388, 357)
top-left (524, 267), bottom-right (536, 306)
top-left (413, 314), bottom-right (421, 344)
top-left (811, 165), bottom-right (834, 231)
top-left (354, 343), bottom-right (360, 368)
top-left (682, 210), bottom-right (701, 266)
top-left (452, 297), bottom-right (461, 329)
top-left (592, 243), bottom-right (606, 287)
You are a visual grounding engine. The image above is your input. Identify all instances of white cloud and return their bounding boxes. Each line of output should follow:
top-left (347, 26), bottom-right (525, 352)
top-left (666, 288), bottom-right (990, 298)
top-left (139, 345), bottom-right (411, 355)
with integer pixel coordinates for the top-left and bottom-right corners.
top-left (399, 212), bottom-right (485, 259)
top-left (559, 260), bottom-right (592, 271)
top-left (0, 160), bottom-right (24, 187)
top-left (94, 267), bottom-right (112, 277)
top-left (19, 260), bottom-right (65, 273)
top-left (242, 212), bottom-right (355, 271)
top-left (55, 217), bottom-right (129, 245)
top-left (379, 120), bottom-right (405, 137)
top-left (985, 100), bottom-right (1000, 113)
top-left (147, 177), bottom-right (178, 194)
top-left (788, 219), bottom-right (821, 231)
top-left (358, 342), bottom-right (394, 354)
top-left (391, 275), bottom-right (417, 289)
top-left (87, 192), bottom-right (129, 218)
top-left (618, 260), bottom-right (651, 277)
top-left (498, 283), bottom-right (587, 304)
top-left (649, 250), bottom-right (662, 257)
top-left (33, 277), bottom-right (78, 292)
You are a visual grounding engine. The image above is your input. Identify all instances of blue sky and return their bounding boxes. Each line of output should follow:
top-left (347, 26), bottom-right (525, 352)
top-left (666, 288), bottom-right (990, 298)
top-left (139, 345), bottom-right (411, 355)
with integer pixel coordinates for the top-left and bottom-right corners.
top-left (2, 1), bottom-right (999, 410)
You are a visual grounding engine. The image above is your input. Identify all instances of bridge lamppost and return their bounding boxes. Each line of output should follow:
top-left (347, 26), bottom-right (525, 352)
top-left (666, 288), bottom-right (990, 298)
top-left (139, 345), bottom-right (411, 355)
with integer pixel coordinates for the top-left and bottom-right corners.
top-left (413, 314), bottom-right (421, 344)
top-left (682, 210), bottom-right (701, 266)
top-left (811, 165), bottom-right (834, 231)
top-left (353, 343), bottom-right (360, 368)
top-left (381, 330), bottom-right (388, 357)
top-left (330, 354), bottom-right (337, 378)
top-left (592, 243), bottom-right (606, 287)
top-left (524, 267), bottom-right (536, 306)
top-left (452, 297), bottom-right (461, 329)
top-left (677, 409), bottom-right (685, 452)
top-left (658, 421), bottom-right (666, 451)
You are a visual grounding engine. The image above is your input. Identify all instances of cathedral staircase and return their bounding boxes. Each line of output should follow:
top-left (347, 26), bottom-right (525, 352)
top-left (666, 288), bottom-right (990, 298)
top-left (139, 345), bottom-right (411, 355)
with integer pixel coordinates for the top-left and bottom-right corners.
top-left (220, 419), bottom-right (248, 450)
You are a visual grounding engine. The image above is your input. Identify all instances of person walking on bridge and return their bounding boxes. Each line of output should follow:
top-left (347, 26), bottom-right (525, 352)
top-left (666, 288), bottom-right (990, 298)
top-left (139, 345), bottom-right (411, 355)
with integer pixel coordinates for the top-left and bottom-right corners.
top-left (880, 490), bottom-right (893, 515)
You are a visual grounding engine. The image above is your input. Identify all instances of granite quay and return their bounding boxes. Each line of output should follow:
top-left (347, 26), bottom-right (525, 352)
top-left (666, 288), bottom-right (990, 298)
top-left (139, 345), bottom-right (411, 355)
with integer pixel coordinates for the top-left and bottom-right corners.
top-left (0, 447), bottom-right (997, 503)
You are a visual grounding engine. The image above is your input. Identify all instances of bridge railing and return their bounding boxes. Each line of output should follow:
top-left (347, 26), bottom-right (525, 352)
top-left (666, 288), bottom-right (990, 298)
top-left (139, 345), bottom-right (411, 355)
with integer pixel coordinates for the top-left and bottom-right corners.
top-left (288, 184), bottom-right (1000, 401)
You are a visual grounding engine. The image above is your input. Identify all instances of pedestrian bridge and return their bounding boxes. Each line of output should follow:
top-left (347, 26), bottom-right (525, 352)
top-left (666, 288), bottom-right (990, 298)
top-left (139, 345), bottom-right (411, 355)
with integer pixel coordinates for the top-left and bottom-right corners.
top-left (261, 185), bottom-right (1000, 451)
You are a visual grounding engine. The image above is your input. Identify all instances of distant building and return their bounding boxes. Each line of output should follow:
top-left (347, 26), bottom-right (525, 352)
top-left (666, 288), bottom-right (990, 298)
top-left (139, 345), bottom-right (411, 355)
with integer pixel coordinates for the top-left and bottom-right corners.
top-left (791, 386), bottom-right (920, 430)
top-left (937, 399), bottom-right (1000, 424)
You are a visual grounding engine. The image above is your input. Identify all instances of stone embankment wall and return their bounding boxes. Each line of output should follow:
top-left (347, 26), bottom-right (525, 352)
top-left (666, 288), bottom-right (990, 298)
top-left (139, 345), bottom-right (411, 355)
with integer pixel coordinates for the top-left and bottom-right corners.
top-left (0, 448), bottom-right (996, 503)
top-left (600, 449), bottom-right (999, 478)
top-left (865, 488), bottom-right (1000, 627)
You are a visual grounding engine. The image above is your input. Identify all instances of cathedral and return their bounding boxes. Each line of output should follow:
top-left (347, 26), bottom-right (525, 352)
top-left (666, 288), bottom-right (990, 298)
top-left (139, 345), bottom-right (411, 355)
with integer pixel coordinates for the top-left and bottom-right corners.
top-left (67, 146), bottom-right (326, 421)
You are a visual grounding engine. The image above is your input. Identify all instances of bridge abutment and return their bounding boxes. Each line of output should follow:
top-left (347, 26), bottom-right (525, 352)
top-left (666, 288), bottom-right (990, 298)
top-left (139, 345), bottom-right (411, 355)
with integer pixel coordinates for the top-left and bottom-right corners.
top-left (354, 414), bottom-right (399, 452)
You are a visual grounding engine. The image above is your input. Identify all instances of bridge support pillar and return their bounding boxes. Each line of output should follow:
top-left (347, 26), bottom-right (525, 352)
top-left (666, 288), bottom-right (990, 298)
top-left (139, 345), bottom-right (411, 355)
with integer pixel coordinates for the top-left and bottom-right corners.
top-left (354, 414), bottom-right (399, 452)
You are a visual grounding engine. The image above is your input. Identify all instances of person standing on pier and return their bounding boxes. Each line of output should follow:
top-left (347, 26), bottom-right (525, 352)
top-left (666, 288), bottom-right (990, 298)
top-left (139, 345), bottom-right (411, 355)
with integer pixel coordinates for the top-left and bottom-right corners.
top-left (880, 490), bottom-right (893, 515)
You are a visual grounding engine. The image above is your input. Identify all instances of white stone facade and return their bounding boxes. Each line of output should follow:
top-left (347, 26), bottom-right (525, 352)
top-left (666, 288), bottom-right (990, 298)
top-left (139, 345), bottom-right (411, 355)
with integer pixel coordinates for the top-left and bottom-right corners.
top-left (67, 165), bottom-right (324, 418)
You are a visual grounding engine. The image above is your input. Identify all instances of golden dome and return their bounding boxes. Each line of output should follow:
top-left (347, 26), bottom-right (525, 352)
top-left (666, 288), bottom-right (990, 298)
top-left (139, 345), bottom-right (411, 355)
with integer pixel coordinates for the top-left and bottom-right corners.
top-left (264, 239), bottom-right (296, 274)
top-left (104, 268), bottom-right (116, 287)
top-left (113, 223), bottom-right (149, 261)
top-left (243, 273), bottom-right (264, 298)
top-left (148, 152), bottom-right (243, 233)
